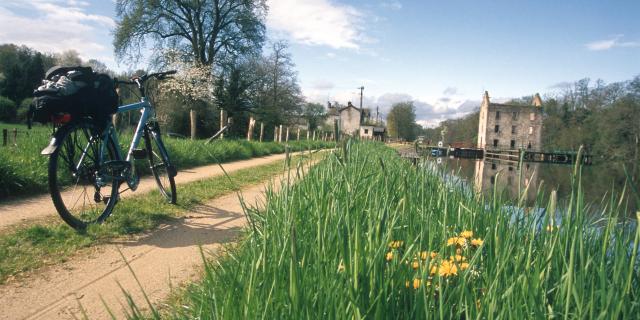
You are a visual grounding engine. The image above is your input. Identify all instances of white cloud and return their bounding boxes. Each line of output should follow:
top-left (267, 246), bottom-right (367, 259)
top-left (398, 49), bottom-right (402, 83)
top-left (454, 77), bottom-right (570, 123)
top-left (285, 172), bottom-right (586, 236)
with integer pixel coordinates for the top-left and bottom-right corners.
top-left (380, 0), bottom-right (402, 10)
top-left (585, 34), bottom-right (640, 51)
top-left (266, 0), bottom-right (365, 49)
top-left (0, 1), bottom-right (116, 66)
top-left (302, 87), bottom-right (481, 128)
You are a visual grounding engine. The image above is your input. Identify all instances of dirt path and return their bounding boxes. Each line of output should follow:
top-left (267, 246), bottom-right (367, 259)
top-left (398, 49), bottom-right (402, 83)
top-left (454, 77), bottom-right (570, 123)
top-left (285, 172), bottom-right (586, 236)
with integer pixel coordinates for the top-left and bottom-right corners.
top-left (0, 166), bottom-right (305, 320)
top-left (0, 152), bottom-right (305, 231)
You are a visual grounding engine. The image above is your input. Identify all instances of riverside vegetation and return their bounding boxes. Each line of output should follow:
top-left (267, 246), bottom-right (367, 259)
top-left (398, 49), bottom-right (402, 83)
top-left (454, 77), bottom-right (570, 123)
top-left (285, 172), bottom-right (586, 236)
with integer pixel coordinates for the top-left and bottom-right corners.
top-left (0, 123), bottom-right (334, 199)
top-left (152, 141), bottom-right (639, 319)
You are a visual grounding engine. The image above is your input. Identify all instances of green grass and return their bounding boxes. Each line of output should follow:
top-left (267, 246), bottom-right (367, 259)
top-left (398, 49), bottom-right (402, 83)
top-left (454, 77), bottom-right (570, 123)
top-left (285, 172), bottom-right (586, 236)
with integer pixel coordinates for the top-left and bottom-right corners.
top-left (0, 152), bottom-right (318, 284)
top-left (162, 141), bottom-right (639, 319)
top-left (0, 122), bottom-right (334, 199)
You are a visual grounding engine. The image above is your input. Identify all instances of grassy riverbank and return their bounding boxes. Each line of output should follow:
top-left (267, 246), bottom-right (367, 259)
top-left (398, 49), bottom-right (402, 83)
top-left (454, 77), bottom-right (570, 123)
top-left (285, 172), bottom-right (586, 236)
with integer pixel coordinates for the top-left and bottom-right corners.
top-left (167, 141), bottom-right (638, 319)
top-left (0, 123), bottom-right (334, 199)
top-left (0, 153), bottom-right (319, 284)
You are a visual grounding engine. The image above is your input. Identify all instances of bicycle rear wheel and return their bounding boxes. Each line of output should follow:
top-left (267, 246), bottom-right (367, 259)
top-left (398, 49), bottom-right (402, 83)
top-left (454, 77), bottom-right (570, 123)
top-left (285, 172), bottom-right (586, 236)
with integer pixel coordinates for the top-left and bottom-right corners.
top-left (49, 121), bottom-right (119, 230)
top-left (144, 125), bottom-right (177, 204)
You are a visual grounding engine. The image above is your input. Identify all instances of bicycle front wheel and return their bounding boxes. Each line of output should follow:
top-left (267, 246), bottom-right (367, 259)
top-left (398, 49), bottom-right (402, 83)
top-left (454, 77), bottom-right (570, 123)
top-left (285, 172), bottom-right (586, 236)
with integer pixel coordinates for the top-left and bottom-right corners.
top-left (49, 121), bottom-right (119, 230)
top-left (144, 126), bottom-right (177, 204)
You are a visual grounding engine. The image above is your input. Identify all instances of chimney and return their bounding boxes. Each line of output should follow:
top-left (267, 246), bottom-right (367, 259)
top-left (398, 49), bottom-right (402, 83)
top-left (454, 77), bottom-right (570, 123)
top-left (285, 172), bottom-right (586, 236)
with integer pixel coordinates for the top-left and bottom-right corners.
top-left (532, 93), bottom-right (542, 107)
top-left (483, 91), bottom-right (490, 106)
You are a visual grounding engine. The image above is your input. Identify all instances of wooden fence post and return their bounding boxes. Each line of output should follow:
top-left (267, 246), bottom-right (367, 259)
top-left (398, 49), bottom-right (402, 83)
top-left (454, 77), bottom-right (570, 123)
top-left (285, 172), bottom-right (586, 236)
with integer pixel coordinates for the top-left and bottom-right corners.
top-left (2, 129), bottom-right (7, 146)
top-left (190, 109), bottom-right (197, 140)
top-left (220, 110), bottom-right (227, 139)
top-left (247, 117), bottom-right (255, 141)
top-left (12, 128), bottom-right (17, 145)
top-left (285, 127), bottom-right (289, 143)
top-left (274, 126), bottom-right (278, 142)
top-left (296, 128), bottom-right (300, 140)
top-left (306, 130), bottom-right (310, 140)
top-left (259, 122), bottom-right (264, 142)
top-left (312, 130), bottom-right (316, 141)
top-left (279, 124), bottom-right (283, 143)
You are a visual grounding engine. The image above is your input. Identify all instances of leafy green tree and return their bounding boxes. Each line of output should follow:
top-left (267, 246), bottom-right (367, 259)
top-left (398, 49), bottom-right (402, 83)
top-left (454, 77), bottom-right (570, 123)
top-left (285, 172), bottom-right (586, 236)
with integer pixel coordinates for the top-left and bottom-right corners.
top-left (386, 101), bottom-right (418, 141)
top-left (0, 96), bottom-right (16, 122)
top-left (0, 44), bottom-right (53, 103)
top-left (302, 102), bottom-right (326, 131)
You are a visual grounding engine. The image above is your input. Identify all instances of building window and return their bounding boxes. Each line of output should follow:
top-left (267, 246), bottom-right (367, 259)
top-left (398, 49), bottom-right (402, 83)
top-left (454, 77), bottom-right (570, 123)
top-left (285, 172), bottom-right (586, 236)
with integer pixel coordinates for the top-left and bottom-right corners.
top-left (529, 126), bottom-right (533, 134)
top-left (510, 140), bottom-right (516, 148)
top-left (494, 125), bottom-right (500, 133)
top-left (495, 111), bottom-right (501, 120)
top-left (491, 163), bottom-right (497, 170)
top-left (512, 112), bottom-right (518, 120)
top-left (493, 139), bottom-right (499, 147)
top-left (530, 112), bottom-right (535, 121)
top-left (527, 141), bottom-right (532, 149)
top-left (490, 176), bottom-right (495, 184)
top-left (508, 166), bottom-right (514, 171)
top-left (511, 125), bottom-right (517, 134)
top-left (364, 129), bottom-right (369, 134)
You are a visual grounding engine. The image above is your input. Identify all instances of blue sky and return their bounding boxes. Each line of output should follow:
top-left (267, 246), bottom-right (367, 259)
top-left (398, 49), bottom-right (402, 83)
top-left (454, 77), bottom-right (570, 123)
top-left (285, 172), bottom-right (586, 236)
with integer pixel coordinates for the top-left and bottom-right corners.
top-left (1, 0), bottom-right (638, 126)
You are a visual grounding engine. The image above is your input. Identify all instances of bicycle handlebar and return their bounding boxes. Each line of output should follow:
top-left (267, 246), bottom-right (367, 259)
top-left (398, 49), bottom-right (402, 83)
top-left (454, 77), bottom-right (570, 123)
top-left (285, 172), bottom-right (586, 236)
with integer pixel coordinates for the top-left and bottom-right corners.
top-left (115, 70), bottom-right (177, 97)
top-left (116, 70), bottom-right (177, 85)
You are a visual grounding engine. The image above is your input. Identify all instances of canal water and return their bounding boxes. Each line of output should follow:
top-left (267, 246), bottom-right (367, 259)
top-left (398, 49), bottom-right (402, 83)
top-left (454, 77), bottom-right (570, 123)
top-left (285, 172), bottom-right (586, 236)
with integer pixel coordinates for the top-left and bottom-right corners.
top-left (431, 156), bottom-right (639, 217)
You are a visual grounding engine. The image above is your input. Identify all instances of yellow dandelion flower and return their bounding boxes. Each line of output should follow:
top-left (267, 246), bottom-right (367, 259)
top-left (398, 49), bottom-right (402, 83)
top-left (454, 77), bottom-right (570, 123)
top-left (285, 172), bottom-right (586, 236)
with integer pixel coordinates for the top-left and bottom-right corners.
top-left (430, 251), bottom-right (438, 259)
top-left (460, 262), bottom-right (470, 271)
top-left (413, 278), bottom-right (421, 289)
top-left (456, 248), bottom-right (462, 255)
top-left (405, 280), bottom-right (410, 288)
top-left (438, 260), bottom-right (458, 277)
top-left (430, 263), bottom-right (438, 275)
top-left (471, 238), bottom-right (484, 247)
top-left (411, 260), bottom-right (420, 270)
top-left (460, 230), bottom-right (473, 239)
top-left (388, 240), bottom-right (404, 249)
top-left (546, 225), bottom-right (557, 232)
top-left (385, 251), bottom-right (393, 262)
top-left (419, 251), bottom-right (428, 260)
top-left (447, 237), bottom-right (467, 247)
top-left (450, 254), bottom-right (467, 262)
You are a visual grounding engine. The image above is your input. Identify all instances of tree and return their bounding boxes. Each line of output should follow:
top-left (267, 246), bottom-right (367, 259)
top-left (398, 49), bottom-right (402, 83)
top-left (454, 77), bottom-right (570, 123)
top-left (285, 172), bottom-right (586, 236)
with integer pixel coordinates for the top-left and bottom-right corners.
top-left (114, 0), bottom-right (267, 67)
top-left (386, 101), bottom-right (418, 141)
top-left (249, 41), bottom-right (303, 136)
top-left (55, 50), bottom-right (82, 66)
top-left (0, 44), bottom-right (53, 104)
top-left (302, 102), bottom-right (326, 131)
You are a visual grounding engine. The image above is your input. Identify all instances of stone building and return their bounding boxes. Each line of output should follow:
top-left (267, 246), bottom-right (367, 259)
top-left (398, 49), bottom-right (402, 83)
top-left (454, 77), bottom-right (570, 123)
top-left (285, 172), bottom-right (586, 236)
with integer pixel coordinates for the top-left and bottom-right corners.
top-left (325, 101), bottom-right (372, 136)
top-left (474, 160), bottom-right (540, 203)
top-left (359, 125), bottom-right (386, 140)
top-left (476, 91), bottom-right (543, 151)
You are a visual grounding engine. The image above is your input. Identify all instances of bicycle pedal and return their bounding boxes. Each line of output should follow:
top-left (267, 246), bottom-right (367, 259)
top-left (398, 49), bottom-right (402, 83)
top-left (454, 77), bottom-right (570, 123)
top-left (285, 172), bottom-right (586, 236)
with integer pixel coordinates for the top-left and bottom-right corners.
top-left (132, 149), bottom-right (147, 159)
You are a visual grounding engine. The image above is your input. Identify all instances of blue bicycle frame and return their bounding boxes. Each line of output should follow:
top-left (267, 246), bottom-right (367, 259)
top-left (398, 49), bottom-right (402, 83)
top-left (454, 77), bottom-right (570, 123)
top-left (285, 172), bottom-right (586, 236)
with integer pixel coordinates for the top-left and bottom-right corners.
top-left (107, 97), bottom-right (153, 162)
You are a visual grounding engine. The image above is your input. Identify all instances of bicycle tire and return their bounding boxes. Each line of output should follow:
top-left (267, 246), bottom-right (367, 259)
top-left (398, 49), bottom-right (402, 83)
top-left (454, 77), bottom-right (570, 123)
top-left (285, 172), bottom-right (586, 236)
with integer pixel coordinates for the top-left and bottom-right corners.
top-left (144, 125), bottom-right (177, 204)
top-left (49, 121), bottom-right (119, 230)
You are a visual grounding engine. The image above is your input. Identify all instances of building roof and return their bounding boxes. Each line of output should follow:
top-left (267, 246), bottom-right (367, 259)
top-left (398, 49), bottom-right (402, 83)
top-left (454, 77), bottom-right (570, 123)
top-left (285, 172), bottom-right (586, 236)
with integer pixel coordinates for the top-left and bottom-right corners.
top-left (484, 91), bottom-right (543, 108)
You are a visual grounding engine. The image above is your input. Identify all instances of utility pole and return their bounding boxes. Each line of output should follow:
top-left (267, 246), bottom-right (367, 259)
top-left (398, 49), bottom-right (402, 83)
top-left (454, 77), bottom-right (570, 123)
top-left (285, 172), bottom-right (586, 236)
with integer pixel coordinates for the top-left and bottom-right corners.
top-left (357, 86), bottom-right (364, 109)
top-left (376, 106), bottom-right (379, 124)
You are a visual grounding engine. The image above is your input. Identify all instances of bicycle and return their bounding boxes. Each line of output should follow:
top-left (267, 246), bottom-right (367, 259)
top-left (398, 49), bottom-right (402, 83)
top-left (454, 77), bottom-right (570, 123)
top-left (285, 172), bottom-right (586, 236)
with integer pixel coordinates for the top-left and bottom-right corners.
top-left (42, 71), bottom-right (178, 230)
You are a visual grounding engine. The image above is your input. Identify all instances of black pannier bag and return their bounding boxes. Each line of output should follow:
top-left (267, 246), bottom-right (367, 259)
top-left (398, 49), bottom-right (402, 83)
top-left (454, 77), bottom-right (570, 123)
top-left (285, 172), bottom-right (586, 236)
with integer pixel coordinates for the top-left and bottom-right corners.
top-left (29, 66), bottom-right (119, 127)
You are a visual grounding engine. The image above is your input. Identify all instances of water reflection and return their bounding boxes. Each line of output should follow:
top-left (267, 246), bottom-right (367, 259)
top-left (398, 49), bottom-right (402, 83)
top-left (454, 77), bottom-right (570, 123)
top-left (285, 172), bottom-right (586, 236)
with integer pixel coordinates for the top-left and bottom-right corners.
top-left (434, 157), bottom-right (638, 216)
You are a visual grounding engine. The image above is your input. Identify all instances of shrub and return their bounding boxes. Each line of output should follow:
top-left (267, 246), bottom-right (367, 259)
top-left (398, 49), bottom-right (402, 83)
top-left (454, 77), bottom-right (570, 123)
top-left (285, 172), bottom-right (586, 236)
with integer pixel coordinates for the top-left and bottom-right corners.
top-left (0, 96), bottom-right (16, 122)
top-left (16, 98), bottom-right (33, 123)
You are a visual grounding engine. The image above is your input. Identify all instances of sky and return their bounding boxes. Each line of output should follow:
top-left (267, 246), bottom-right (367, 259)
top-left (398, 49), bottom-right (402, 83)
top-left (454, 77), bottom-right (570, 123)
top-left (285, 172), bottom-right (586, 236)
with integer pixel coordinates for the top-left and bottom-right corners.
top-left (1, 0), bottom-right (639, 127)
